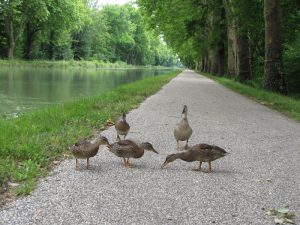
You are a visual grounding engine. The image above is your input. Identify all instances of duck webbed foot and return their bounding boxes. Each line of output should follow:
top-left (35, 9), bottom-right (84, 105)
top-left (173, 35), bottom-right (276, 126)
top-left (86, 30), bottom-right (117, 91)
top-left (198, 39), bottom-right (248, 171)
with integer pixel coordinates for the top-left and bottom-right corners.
top-left (201, 162), bottom-right (212, 173)
top-left (192, 161), bottom-right (202, 172)
top-left (125, 159), bottom-right (135, 168)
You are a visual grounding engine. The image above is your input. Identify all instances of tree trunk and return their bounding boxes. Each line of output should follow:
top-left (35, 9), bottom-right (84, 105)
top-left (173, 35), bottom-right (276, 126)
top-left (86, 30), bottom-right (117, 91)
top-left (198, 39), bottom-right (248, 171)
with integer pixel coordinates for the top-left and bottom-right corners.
top-left (236, 34), bottom-right (251, 82)
top-left (48, 31), bottom-right (55, 60)
top-left (218, 4), bottom-right (226, 76)
top-left (210, 50), bottom-right (219, 75)
top-left (5, 10), bottom-right (15, 60)
top-left (201, 57), bottom-right (205, 72)
top-left (264, 0), bottom-right (287, 94)
top-left (218, 43), bottom-right (225, 76)
top-left (24, 22), bottom-right (38, 60)
top-left (227, 20), bottom-right (237, 76)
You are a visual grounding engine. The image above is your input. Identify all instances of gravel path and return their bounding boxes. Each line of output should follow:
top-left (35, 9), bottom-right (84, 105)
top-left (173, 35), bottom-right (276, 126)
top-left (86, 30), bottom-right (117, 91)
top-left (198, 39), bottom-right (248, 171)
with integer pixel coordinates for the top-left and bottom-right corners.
top-left (1, 70), bottom-right (300, 225)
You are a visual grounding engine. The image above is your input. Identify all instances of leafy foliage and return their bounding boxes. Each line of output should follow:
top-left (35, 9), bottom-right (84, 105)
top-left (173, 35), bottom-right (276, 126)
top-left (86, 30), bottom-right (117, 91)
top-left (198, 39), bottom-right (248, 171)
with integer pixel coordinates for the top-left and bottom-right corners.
top-left (138, 0), bottom-right (300, 94)
top-left (0, 2), bottom-right (178, 66)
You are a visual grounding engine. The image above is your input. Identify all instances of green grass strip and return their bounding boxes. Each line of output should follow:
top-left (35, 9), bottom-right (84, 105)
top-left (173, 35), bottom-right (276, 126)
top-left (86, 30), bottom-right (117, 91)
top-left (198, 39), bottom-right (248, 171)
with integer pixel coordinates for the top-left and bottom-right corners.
top-left (0, 71), bottom-right (180, 198)
top-left (199, 72), bottom-right (300, 122)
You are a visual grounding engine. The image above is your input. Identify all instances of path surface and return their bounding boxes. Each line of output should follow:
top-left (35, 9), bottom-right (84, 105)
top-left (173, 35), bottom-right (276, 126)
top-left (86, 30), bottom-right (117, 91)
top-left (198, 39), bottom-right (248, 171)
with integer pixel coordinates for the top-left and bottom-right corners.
top-left (1, 70), bottom-right (300, 225)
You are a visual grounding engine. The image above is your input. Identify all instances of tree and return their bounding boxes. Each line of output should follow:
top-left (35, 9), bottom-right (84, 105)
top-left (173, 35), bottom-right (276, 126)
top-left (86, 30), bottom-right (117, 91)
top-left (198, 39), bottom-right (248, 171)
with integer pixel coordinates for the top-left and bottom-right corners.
top-left (225, 0), bottom-right (252, 82)
top-left (264, 0), bottom-right (287, 94)
top-left (1, 0), bottom-right (25, 59)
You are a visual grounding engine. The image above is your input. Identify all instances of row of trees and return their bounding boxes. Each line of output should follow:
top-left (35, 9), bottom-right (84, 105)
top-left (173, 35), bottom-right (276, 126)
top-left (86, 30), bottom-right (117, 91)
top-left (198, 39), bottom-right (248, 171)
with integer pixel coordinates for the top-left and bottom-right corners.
top-left (0, 1), bottom-right (179, 66)
top-left (137, 0), bottom-right (300, 95)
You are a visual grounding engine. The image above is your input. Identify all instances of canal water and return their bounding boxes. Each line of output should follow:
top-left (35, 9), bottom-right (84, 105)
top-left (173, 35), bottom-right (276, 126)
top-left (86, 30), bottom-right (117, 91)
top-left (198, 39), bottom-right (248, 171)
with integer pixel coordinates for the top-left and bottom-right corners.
top-left (0, 67), bottom-right (176, 115)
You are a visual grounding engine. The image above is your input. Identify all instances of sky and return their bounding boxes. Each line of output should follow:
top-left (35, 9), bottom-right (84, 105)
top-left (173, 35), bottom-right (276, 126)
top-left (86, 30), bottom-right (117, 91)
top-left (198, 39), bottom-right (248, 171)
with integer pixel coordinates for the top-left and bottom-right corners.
top-left (96, 0), bottom-right (133, 5)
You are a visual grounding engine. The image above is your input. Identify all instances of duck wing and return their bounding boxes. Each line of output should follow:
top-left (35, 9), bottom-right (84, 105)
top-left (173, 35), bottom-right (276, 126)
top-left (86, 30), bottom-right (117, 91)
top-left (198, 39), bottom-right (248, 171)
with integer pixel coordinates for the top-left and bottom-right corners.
top-left (189, 144), bottom-right (227, 162)
top-left (110, 140), bottom-right (139, 158)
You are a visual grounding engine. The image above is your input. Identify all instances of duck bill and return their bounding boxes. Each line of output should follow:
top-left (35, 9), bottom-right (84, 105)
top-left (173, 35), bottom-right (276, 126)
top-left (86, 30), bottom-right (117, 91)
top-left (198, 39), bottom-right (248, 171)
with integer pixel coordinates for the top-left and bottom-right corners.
top-left (182, 105), bottom-right (187, 114)
top-left (161, 161), bottom-right (168, 169)
top-left (152, 149), bottom-right (159, 154)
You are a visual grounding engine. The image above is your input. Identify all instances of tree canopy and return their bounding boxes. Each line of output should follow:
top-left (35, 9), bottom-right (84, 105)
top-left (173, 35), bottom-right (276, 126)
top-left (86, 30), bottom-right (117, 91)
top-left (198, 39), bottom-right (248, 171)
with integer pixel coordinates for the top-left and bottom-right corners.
top-left (137, 0), bottom-right (300, 95)
top-left (0, 1), bottom-right (179, 66)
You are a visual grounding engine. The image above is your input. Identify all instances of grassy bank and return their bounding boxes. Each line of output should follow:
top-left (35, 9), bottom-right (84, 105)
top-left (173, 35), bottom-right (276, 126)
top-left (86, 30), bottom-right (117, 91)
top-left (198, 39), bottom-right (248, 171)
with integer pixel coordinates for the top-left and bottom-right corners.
top-left (0, 59), bottom-right (179, 69)
top-left (200, 72), bottom-right (300, 122)
top-left (0, 71), bottom-right (180, 202)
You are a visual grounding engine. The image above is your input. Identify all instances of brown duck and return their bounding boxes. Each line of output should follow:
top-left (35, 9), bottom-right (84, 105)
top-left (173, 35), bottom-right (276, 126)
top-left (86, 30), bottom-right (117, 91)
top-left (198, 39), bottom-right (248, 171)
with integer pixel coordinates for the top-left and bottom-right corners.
top-left (70, 136), bottom-right (109, 170)
top-left (161, 144), bottom-right (228, 173)
top-left (107, 139), bottom-right (158, 168)
top-left (115, 113), bottom-right (130, 141)
top-left (174, 105), bottom-right (193, 150)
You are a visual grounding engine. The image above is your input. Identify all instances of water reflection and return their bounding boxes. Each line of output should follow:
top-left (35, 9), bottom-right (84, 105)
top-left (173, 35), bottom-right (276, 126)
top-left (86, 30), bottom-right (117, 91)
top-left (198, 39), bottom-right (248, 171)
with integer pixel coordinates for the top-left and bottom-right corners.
top-left (0, 68), bottom-right (175, 114)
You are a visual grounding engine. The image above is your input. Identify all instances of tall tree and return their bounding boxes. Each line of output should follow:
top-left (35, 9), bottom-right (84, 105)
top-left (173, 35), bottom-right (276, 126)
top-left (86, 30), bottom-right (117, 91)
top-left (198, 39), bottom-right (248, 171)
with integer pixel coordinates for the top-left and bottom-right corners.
top-left (225, 0), bottom-right (251, 82)
top-left (1, 0), bottom-right (25, 59)
top-left (264, 0), bottom-right (286, 94)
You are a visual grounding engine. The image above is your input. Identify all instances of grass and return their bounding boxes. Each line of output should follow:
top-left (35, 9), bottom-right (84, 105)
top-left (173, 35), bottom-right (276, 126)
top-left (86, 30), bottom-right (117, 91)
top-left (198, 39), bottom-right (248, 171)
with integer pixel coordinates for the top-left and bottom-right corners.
top-left (199, 72), bottom-right (300, 122)
top-left (0, 71), bottom-right (180, 200)
top-left (0, 59), bottom-right (179, 69)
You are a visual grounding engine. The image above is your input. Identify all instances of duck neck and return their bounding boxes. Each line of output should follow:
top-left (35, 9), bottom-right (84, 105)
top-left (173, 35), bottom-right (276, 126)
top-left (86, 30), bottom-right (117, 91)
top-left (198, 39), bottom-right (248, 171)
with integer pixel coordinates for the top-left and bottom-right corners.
top-left (93, 140), bottom-right (102, 148)
top-left (181, 112), bottom-right (188, 120)
top-left (139, 142), bottom-right (150, 150)
top-left (172, 152), bottom-right (185, 161)
top-left (179, 151), bottom-right (195, 162)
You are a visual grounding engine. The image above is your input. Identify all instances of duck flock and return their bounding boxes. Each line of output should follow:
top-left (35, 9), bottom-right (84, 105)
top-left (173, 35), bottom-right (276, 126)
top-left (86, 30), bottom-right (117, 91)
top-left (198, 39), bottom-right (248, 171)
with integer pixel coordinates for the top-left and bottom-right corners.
top-left (69, 105), bottom-right (229, 172)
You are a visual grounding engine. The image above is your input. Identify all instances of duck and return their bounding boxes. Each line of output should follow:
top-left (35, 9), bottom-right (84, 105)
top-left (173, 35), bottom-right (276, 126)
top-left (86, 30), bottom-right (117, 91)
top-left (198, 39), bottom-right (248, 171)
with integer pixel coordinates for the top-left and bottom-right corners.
top-left (107, 139), bottom-right (158, 168)
top-left (161, 143), bottom-right (228, 173)
top-left (115, 113), bottom-right (130, 141)
top-left (69, 136), bottom-right (109, 170)
top-left (174, 105), bottom-right (193, 150)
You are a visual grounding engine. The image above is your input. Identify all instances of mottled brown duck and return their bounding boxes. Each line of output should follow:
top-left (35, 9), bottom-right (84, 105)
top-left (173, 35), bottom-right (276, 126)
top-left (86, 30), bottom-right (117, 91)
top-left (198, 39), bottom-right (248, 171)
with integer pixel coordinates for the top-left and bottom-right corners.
top-left (69, 136), bottom-right (109, 170)
top-left (115, 113), bottom-right (130, 141)
top-left (161, 144), bottom-right (228, 173)
top-left (107, 139), bottom-right (158, 168)
top-left (174, 105), bottom-right (193, 150)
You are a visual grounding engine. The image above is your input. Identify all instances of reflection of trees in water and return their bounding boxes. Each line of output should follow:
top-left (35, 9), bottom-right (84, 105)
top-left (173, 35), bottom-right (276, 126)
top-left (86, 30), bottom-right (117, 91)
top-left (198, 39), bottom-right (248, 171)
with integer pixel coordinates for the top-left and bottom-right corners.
top-left (0, 68), bottom-right (175, 114)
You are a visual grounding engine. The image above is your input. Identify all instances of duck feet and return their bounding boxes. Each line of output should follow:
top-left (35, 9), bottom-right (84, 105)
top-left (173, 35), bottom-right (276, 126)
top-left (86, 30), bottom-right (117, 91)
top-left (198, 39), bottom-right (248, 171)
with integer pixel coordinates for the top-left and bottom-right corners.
top-left (124, 159), bottom-right (135, 169)
top-left (75, 159), bottom-right (80, 170)
top-left (126, 164), bottom-right (135, 168)
top-left (192, 162), bottom-right (202, 172)
top-left (201, 162), bottom-right (212, 173)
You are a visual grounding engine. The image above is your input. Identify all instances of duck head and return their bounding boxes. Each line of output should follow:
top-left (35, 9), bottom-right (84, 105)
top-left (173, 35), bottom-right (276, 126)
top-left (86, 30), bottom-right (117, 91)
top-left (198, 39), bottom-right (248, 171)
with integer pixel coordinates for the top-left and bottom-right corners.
top-left (140, 142), bottom-right (158, 154)
top-left (96, 135), bottom-right (110, 146)
top-left (182, 105), bottom-right (188, 114)
top-left (161, 153), bottom-right (181, 168)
